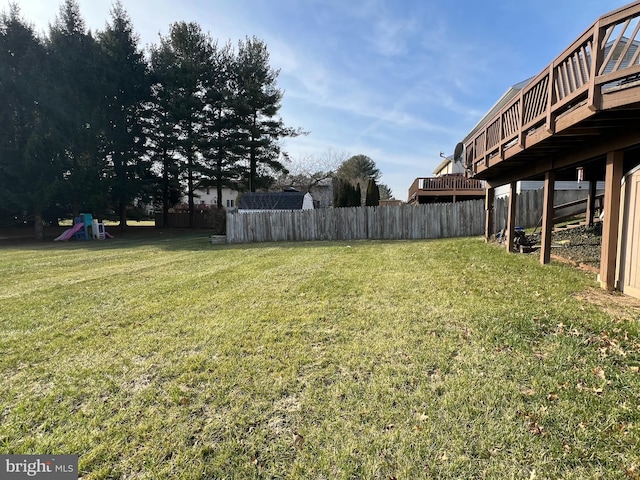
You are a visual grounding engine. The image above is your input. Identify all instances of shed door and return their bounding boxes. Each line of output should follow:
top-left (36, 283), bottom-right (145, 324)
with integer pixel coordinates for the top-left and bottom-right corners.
top-left (622, 169), bottom-right (640, 298)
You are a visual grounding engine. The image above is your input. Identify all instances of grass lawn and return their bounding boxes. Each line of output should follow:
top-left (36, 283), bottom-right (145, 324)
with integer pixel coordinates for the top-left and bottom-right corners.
top-left (1, 233), bottom-right (639, 479)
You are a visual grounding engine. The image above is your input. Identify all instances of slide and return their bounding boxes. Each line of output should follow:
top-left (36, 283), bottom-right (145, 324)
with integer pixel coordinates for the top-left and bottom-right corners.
top-left (54, 222), bottom-right (84, 242)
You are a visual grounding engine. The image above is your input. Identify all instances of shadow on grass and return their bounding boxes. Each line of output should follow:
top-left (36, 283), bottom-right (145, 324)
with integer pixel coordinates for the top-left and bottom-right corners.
top-left (0, 226), bottom-right (435, 253)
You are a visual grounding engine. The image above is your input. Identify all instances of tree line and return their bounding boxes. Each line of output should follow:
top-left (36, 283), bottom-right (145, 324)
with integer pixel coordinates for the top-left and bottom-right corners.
top-left (0, 0), bottom-right (304, 238)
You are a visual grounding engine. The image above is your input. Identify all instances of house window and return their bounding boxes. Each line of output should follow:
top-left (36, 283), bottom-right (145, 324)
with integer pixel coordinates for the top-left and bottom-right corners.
top-left (206, 188), bottom-right (210, 195)
top-left (227, 199), bottom-right (234, 208)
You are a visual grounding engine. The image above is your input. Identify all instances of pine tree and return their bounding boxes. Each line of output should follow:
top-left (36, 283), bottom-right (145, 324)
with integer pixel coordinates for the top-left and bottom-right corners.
top-left (354, 183), bottom-right (362, 207)
top-left (234, 36), bottom-right (304, 192)
top-left (201, 41), bottom-right (242, 209)
top-left (48, 0), bottom-right (106, 218)
top-left (97, 1), bottom-right (151, 229)
top-left (365, 178), bottom-right (380, 206)
top-left (149, 22), bottom-right (213, 226)
top-left (0, 5), bottom-right (64, 238)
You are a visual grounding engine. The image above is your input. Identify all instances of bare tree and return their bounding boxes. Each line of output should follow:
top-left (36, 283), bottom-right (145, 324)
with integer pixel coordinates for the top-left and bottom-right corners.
top-left (273, 149), bottom-right (348, 193)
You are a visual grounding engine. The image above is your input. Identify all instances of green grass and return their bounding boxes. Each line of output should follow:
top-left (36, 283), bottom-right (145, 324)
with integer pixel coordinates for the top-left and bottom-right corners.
top-left (1, 233), bottom-right (639, 479)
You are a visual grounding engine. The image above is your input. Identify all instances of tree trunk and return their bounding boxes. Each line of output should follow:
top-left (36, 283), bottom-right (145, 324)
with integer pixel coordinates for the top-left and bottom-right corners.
top-left (216, 152), bottom-right (223, 210)
top-left (34, 208), bottom-right (44, 241)
top-left (217, 182), bottom-right (223, 210)
top-left (188, 154), bottom-right (195, 228)
top-left (162, 155), bottom-right (170, 228)
top-left (119, 201), bottom-right (128, 231)
top-left (249, 116), bottom-right (257, 192)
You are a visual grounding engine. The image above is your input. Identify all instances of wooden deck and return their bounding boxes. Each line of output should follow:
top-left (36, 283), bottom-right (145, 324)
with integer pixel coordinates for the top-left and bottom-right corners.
top-left (408, 175), bottom-right (485, 205)
top-left (464, 1), bottom-right (640, 186)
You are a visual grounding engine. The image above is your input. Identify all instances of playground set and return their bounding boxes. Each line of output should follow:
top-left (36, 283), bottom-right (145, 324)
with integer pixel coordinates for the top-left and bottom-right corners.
top-left (54, 213), bottom-right (113, 242)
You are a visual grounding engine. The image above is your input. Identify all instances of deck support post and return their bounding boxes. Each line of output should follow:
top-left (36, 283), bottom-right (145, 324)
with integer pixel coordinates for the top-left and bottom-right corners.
top-left (601, 150), bottom-right (624, 290)
top-left (540, 170), bottom-right (556, 264)
top-left (585, 179), bottom-right (598, 227)
top-left (506, 181), bottom-right (517, 252)
top-left (485, 187), bottom-right (495, 242)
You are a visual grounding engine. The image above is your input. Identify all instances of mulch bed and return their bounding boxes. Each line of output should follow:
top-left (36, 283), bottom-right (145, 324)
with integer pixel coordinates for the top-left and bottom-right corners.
top-left (497, 223), bottom-right (603, 273)
top-left (548, 223), bottom-right (602, 272)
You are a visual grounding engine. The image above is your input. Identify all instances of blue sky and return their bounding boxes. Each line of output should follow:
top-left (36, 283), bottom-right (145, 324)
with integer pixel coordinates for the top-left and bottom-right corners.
top-left (11, 0), bottom-right (633, 200)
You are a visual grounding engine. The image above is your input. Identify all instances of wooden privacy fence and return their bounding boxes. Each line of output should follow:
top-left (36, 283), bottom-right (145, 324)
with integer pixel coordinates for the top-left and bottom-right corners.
top-left (226, 202), bottom-right (485, 244)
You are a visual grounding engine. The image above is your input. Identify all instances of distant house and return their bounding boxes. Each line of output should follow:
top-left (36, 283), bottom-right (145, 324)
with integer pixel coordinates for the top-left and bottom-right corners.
top-left (308, 178), bottom-right (334, 208)
top-left (177, 187), bottom-right (239, 210)
top-left (238, 188), bottom-right (314, 213)
top-left (408, 156), bottom-right (485, 205)
top-left (432, 155), bottom-right (465, 176)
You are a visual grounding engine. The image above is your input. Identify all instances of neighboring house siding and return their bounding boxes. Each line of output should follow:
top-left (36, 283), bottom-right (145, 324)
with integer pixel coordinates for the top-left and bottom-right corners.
top-left (190, 188), bottom-right (239, 208)
top-left (309, 181), bottom-right (334, 208)
top-left (433, 159), bottom-right (464, 176)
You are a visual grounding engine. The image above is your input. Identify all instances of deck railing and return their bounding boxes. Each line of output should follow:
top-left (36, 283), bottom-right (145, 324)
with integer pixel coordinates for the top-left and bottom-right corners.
top-left (411, 175), bottom-right (485, 193)
top-left (465, 1), bottom-right (640, 175)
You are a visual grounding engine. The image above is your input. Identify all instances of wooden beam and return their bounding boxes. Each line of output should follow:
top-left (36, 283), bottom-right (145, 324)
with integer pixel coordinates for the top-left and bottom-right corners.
top-left (601, 84), bottom-right (640, 110)
top-left (517, 94), bottom-right (525, 148)
top-left (555, 128), bottom-right (601, 136)
top-left (595, 63), bottom-right (640, 86)
top-left (485, 187), bottom-right (495, 242)
top-left (585, 179), bottom-right (598, 227)
top-left (587, 22), bottom-right (605, 112)
top-left (540, 170), bottom-right (556, 264)
top-left (600, 150), bottom-right (624, 290)
top-left (506, 181), bottom-right (517, 252)
top-left (546, 65), bottom-right (556, 134)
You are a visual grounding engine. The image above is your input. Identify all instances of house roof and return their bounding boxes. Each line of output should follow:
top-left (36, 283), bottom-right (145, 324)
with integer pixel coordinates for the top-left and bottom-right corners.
top-left (238, 191), bottom-right (308, 210)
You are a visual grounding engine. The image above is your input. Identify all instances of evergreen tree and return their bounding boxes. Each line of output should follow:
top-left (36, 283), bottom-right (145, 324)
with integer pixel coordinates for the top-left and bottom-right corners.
top-left (97, 1), bottom-right (151, 229)
top-left (147, 49), bottom-right (182, 227)
top-left (333, 179), bottom-right (344, 207)
top-left (0, 5), bottom-right (61, 238)
top-left (337, 154), bottom-right (382, 206)
top-left (149, 22), bottom-right (213, 227)
top-left (354, 182), bottom-right (362, 207)
top-left (234, 36), bottom-right (304, 192)
top-left (365, 178), bottom-right (380, 206)
top-left (201, 41), bottom-right (242, 209)
top-left (333, 179), bottom-right (361, 208)
top-left (48, 0), bottom-right (106, 218)
top-left (336, 154), bottom-right (381, 182)
top-left (143, 92), bottom-right (182, 227)
top-left (378, 183), bottom-right (394, 201)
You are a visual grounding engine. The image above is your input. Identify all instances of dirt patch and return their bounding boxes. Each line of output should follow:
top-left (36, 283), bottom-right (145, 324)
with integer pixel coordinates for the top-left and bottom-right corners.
top-left (574, 287), bottom-right (640, 322)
